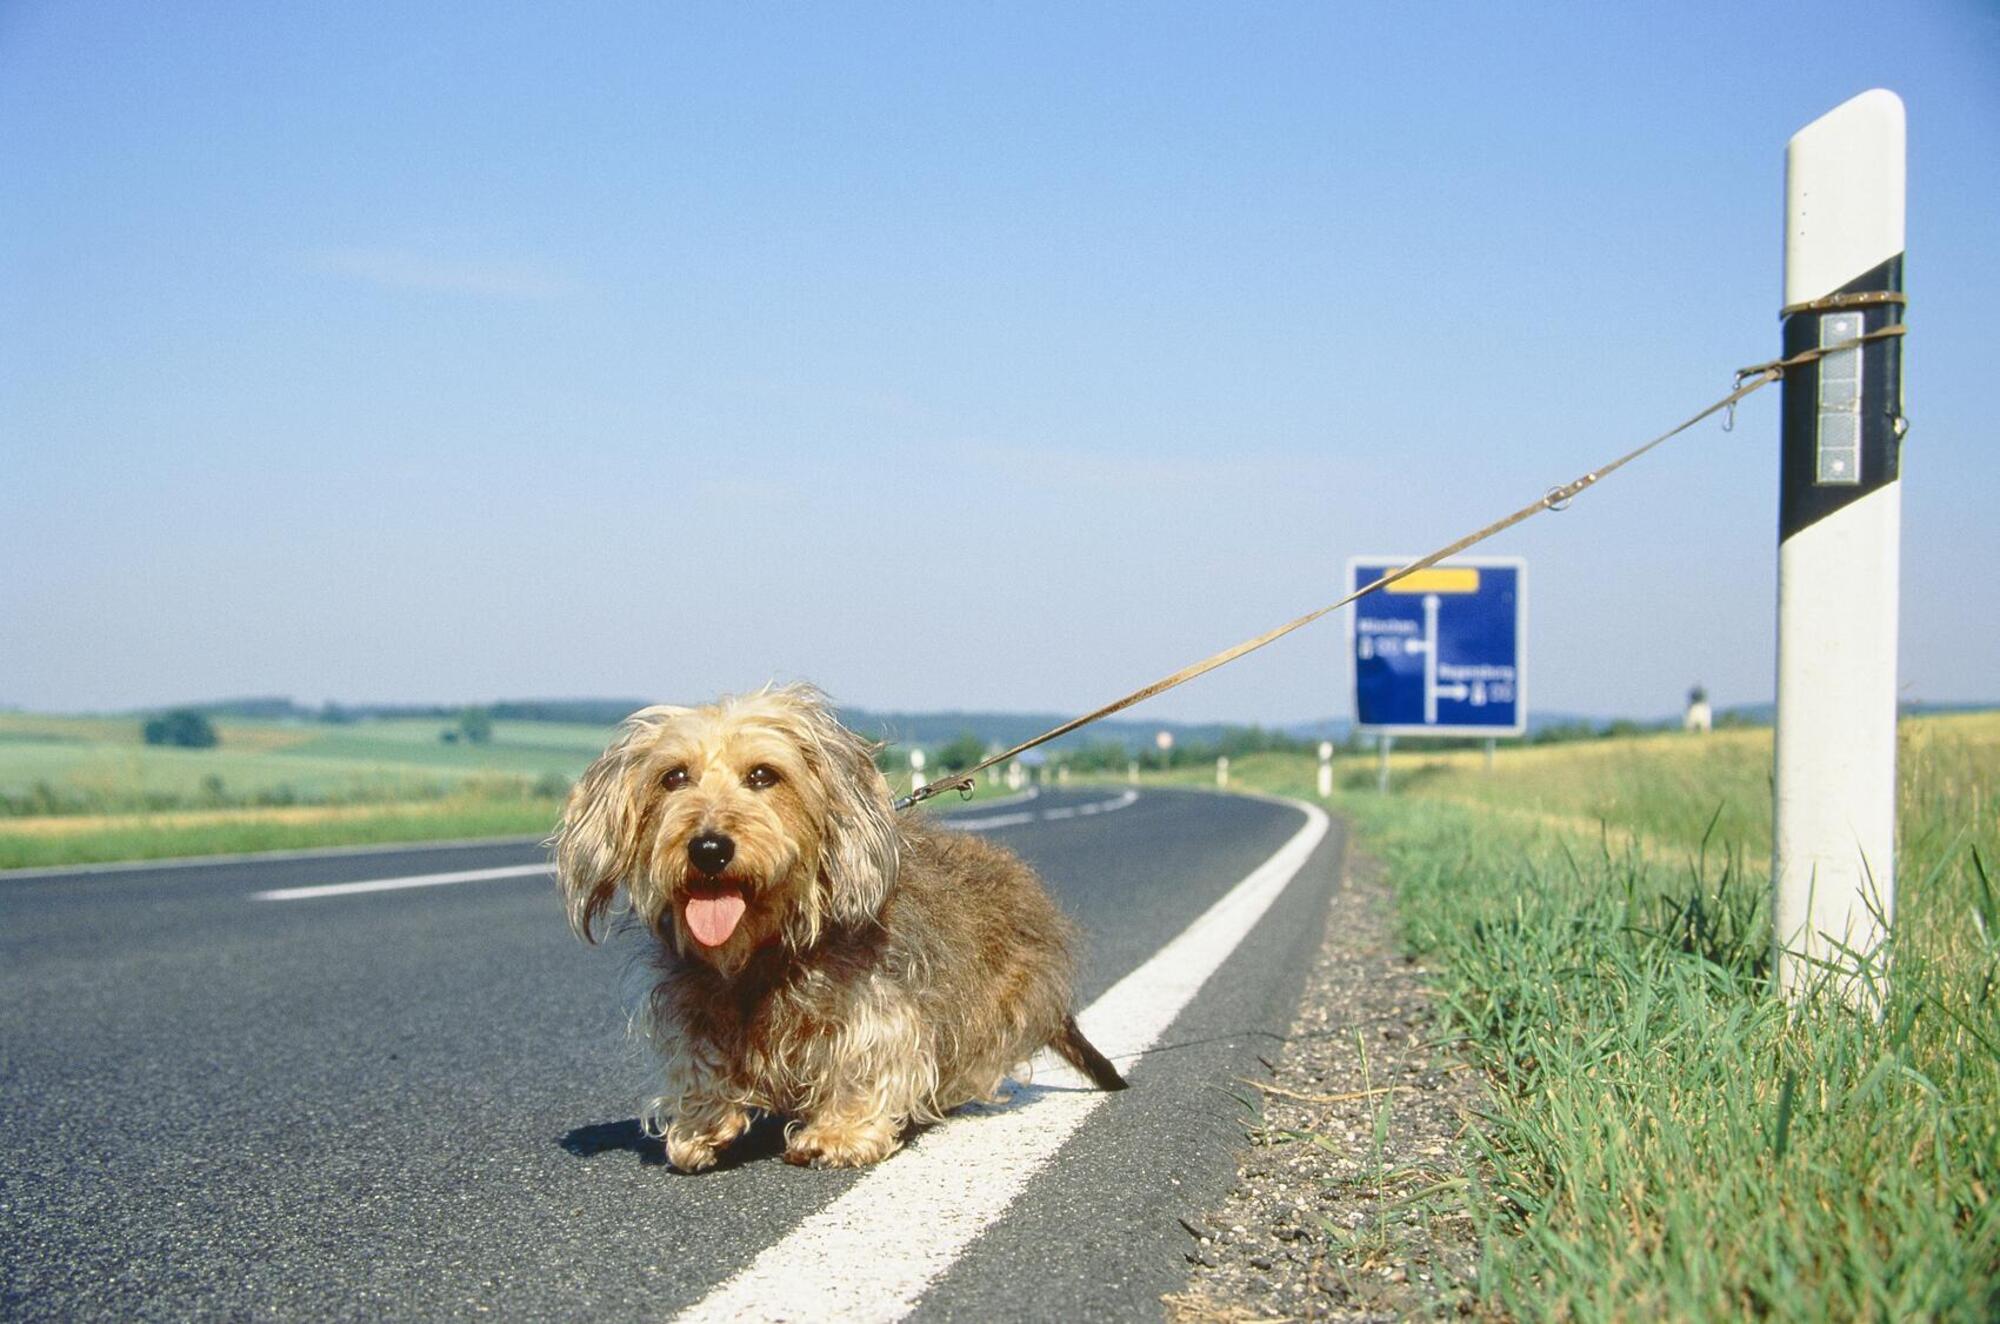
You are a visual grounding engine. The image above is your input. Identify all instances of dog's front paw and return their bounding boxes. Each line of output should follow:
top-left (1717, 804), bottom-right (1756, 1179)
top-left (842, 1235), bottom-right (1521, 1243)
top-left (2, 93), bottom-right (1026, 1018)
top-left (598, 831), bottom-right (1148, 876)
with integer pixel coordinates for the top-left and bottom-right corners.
top-left (664, 1109), bottom-right (750, 1173)
top-left (784, 1116), bottom-right (903, 1169)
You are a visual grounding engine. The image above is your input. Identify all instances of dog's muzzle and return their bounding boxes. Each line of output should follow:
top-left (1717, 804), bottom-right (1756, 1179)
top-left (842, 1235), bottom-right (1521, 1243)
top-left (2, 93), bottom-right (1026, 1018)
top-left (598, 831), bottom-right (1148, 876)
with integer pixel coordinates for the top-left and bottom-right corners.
top-left (681, 831), bottom-right (748, 949)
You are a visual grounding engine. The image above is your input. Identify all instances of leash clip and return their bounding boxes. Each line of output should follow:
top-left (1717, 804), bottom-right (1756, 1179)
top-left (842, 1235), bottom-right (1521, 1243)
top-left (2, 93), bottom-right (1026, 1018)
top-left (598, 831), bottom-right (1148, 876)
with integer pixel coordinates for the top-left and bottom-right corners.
top-left (893, 774), bottom-right (977, 813)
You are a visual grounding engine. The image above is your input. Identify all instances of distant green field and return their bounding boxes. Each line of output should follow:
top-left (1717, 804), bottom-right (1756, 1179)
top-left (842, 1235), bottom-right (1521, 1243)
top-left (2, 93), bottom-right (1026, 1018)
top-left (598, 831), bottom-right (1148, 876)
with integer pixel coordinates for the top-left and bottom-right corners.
top-left (0, 715), bottom-right (615, 802)
top-left (278, 720), bottom-right (617, 774)
top-left (0, 712), bottom-right (621, 866)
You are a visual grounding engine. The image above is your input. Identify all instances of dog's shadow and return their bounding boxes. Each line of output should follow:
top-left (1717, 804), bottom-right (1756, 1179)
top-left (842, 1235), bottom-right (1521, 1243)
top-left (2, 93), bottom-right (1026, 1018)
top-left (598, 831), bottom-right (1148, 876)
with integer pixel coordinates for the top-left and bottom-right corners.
top-left (558, 1072), bottom-right (1127, 1172)
top-left (558, 1116), bottom-right (791, 1170)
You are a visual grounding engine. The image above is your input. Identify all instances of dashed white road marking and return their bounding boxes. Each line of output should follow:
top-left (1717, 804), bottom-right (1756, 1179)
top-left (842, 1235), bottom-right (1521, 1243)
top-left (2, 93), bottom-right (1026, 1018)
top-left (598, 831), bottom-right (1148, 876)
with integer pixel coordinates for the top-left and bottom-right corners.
top-left (947, 788), bottom-right (1137, 831)
top-left (941, 784), bottom-right (1040, 811)
top-left (251, 863), bottom-right (552, 902)
top-left (679, 798), bottom-right (1331, 1324)
top-left (248, 791), bottom-right (1132, 902)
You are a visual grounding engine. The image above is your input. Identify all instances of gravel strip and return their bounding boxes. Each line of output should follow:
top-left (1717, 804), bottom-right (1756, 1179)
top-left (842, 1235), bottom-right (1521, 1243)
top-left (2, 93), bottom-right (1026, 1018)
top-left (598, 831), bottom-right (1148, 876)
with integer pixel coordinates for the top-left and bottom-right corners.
top-left (1164, 840), bottom-right (1485, 1322)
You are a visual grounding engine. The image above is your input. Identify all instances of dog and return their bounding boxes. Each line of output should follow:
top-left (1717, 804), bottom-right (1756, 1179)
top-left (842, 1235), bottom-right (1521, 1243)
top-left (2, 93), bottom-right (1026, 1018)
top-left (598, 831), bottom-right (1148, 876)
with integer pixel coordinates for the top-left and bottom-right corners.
top-left (554, 683), bottom-right (1126, 1171)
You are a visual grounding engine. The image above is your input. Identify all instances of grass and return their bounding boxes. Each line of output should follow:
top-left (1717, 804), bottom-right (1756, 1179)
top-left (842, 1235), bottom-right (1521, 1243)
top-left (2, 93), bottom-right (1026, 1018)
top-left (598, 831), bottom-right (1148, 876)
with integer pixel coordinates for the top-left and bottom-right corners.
top-left (0, 795), bottom-right (565, 870)
top-left (0, 712), bottom-right (610, 867)
top-left (1132, 712), bottom-right (2000, 1320)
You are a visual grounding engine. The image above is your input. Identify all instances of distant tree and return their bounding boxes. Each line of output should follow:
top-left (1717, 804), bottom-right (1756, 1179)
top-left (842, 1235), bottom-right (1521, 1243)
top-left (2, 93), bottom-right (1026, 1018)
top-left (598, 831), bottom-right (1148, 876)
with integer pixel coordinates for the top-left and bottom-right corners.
top-left (1061, 740), bottom-right (1138, 772)
top-left (457, 707), bottom-right (494, 745)
top-left (143, 709), bottom-right (218, 748)
top-left (934, 731), bottom-right (987, 773)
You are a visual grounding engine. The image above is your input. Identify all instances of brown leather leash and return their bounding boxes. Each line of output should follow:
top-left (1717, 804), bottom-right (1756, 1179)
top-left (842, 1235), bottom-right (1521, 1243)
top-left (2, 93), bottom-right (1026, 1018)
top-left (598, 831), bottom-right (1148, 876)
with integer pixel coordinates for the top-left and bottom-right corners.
top-left (897, 314), bottom-right (1906, 812)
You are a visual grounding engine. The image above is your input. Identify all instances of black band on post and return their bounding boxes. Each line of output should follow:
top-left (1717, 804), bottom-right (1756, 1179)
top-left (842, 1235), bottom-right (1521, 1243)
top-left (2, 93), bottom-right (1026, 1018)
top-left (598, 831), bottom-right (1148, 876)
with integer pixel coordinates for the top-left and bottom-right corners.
top-left (1778, 253), bottom-right (1905, 543)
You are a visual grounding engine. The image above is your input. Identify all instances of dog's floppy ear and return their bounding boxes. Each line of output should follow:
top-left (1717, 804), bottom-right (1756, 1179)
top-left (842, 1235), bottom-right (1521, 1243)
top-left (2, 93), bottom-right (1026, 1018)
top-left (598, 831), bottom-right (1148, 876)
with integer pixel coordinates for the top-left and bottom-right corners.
top-left (555, 706), bottom-right (684, 943)
top-left (778, 685), bottom-right (898, 926)
top-left (819, 730), bottom-right (899, 926)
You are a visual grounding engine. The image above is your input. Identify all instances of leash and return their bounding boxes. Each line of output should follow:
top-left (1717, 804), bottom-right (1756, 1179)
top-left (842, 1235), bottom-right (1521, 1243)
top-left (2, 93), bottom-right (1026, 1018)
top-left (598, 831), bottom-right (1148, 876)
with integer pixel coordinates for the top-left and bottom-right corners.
top-left (896, 310), bottom-right (1906, 812)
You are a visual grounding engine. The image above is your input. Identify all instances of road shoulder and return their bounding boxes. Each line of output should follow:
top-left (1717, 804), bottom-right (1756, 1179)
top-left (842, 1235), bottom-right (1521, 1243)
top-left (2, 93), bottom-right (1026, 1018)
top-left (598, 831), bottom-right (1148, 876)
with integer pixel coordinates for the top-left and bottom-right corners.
top-left (1166, 832), bottom-right (1483, 1321)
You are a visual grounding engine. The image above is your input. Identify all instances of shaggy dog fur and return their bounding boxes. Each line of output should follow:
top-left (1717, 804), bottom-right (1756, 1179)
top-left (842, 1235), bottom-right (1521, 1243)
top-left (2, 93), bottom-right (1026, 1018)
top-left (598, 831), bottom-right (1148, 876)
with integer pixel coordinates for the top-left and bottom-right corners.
top-left (555, 684), bottom-right (1125, 1171)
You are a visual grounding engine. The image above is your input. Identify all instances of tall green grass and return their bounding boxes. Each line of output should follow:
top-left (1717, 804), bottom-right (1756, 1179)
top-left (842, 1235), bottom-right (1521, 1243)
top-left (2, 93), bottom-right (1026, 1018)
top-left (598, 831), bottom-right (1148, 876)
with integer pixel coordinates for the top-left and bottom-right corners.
top-left (1312, 714), bottom-right (2000, 1320)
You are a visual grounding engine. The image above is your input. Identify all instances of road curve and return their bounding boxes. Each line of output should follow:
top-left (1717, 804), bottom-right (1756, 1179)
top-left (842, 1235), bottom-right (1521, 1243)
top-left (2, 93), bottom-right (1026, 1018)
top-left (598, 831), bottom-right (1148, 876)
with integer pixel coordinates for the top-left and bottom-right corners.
top-left (0, 787), bottom-right (1346, 1321)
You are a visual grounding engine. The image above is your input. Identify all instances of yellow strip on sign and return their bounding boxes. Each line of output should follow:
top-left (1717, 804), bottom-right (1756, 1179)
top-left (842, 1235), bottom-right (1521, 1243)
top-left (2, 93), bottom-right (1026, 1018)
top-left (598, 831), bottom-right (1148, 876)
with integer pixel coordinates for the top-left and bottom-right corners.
top-left (1384, 567), bottom-right (1480, 594)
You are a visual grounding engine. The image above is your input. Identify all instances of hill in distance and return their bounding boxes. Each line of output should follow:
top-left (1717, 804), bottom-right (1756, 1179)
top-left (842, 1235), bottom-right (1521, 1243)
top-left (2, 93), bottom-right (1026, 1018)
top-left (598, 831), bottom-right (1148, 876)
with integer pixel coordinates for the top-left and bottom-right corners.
top-left (77, 694), bottom-right (1996, 757)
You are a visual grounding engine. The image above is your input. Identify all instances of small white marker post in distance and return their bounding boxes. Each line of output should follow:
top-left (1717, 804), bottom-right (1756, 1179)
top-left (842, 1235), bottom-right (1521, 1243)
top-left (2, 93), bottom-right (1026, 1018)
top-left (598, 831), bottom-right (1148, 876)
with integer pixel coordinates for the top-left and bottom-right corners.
top-left (909, 748), bottom-right (927, 798)
top-left (1216, 756), bottom-right (1229, 788)
top-left (1772, 89), bottom-right (1906, 1007)
top-left (1318, 741), bottom-right (1334, 800)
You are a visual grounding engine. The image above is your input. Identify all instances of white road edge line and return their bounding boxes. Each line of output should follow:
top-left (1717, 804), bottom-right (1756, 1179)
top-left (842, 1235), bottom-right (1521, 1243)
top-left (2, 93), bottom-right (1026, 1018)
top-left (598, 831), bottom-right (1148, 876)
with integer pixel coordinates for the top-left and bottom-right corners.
top-left (679, 798), bottom-right (1331, 1324)
top-left (1, 833), bottom-right (549, 882)
top-left (252, 863), bottom-right (553, 902)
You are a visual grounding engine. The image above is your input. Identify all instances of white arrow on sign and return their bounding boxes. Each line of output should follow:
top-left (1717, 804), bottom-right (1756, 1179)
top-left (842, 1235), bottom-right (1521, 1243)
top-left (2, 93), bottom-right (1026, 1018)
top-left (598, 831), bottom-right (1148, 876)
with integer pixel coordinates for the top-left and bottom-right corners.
top-left (1422, 595), bottom-right (1442, 724)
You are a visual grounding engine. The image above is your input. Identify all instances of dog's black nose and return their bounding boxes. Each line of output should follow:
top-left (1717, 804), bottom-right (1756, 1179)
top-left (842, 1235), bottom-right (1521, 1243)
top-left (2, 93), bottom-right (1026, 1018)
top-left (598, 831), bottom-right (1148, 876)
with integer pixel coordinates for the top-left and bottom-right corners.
top-left (687, 832), bottom-right (736, 878)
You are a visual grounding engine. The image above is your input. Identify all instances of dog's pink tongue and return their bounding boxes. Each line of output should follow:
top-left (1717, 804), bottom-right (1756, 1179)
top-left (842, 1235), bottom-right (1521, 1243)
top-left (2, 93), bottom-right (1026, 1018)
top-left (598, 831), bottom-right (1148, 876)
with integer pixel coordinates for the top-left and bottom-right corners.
top-left (684, 887), bottom-right (747, 947)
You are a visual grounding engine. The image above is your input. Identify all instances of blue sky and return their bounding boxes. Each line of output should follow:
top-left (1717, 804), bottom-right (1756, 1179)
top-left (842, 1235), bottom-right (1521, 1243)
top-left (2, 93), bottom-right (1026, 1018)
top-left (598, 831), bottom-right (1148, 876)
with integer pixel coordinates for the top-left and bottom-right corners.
top-left (3, 2), bottom-right (1995, 722)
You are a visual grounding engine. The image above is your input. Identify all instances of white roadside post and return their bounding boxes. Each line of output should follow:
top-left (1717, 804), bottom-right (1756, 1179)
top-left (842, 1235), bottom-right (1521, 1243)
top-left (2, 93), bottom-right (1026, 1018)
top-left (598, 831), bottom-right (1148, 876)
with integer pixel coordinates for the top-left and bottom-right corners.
top-left (909, 748), bottom-right (928, 798)
top-left (1317, 741), bottom-right (1334, 800)
top-left (1772, 89), bottom-right (1906, 1005)
top-left (1216, 756), bottom-right (1229, 788)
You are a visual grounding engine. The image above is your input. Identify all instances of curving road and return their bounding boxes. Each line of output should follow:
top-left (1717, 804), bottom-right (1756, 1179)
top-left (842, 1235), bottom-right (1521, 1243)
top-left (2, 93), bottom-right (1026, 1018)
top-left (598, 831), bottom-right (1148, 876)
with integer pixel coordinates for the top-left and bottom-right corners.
top-left (0, 787), bottom-right (1346, 1321)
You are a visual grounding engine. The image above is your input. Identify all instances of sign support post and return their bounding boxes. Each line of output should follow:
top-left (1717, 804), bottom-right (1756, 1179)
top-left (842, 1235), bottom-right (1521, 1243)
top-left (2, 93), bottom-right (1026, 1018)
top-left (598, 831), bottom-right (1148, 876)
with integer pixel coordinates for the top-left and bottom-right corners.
top-left (1772, 89), bottom-right (1906, 1005)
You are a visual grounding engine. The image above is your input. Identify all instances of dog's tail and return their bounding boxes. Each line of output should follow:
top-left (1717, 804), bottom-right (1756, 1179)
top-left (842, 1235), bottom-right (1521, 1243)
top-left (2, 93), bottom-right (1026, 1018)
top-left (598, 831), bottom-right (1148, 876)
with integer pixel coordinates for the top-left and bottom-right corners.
top-left (1054, 1013), bottom-right (1128, 1091)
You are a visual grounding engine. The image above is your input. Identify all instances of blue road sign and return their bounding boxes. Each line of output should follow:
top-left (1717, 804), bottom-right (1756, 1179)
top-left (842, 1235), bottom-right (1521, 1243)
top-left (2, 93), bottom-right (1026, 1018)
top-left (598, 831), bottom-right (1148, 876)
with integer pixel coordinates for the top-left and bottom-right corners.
top-left (1349, 557), bottom-right (1527, 737)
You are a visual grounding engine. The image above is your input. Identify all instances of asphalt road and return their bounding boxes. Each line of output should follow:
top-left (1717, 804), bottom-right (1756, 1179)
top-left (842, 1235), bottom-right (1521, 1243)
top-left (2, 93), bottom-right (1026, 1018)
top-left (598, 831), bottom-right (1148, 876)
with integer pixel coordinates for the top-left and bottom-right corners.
top-left (0, 786), bottom-right (1347, 1321)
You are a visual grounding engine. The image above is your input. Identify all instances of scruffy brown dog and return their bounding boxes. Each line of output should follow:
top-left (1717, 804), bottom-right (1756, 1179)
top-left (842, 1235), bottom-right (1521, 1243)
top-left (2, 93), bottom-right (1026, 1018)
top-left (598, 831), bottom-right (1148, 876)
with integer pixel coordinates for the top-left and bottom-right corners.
top-left (555, 683), bottom-right (1125, 1171)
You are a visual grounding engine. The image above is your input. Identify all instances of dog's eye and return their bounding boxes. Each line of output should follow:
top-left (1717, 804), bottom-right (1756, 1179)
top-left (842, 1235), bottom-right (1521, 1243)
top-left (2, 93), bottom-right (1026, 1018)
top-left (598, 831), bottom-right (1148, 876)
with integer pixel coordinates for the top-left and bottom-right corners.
top-left (745, 764), bottom-right (780, 791)
top-left (661, 767), bottom-right (691, 791)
